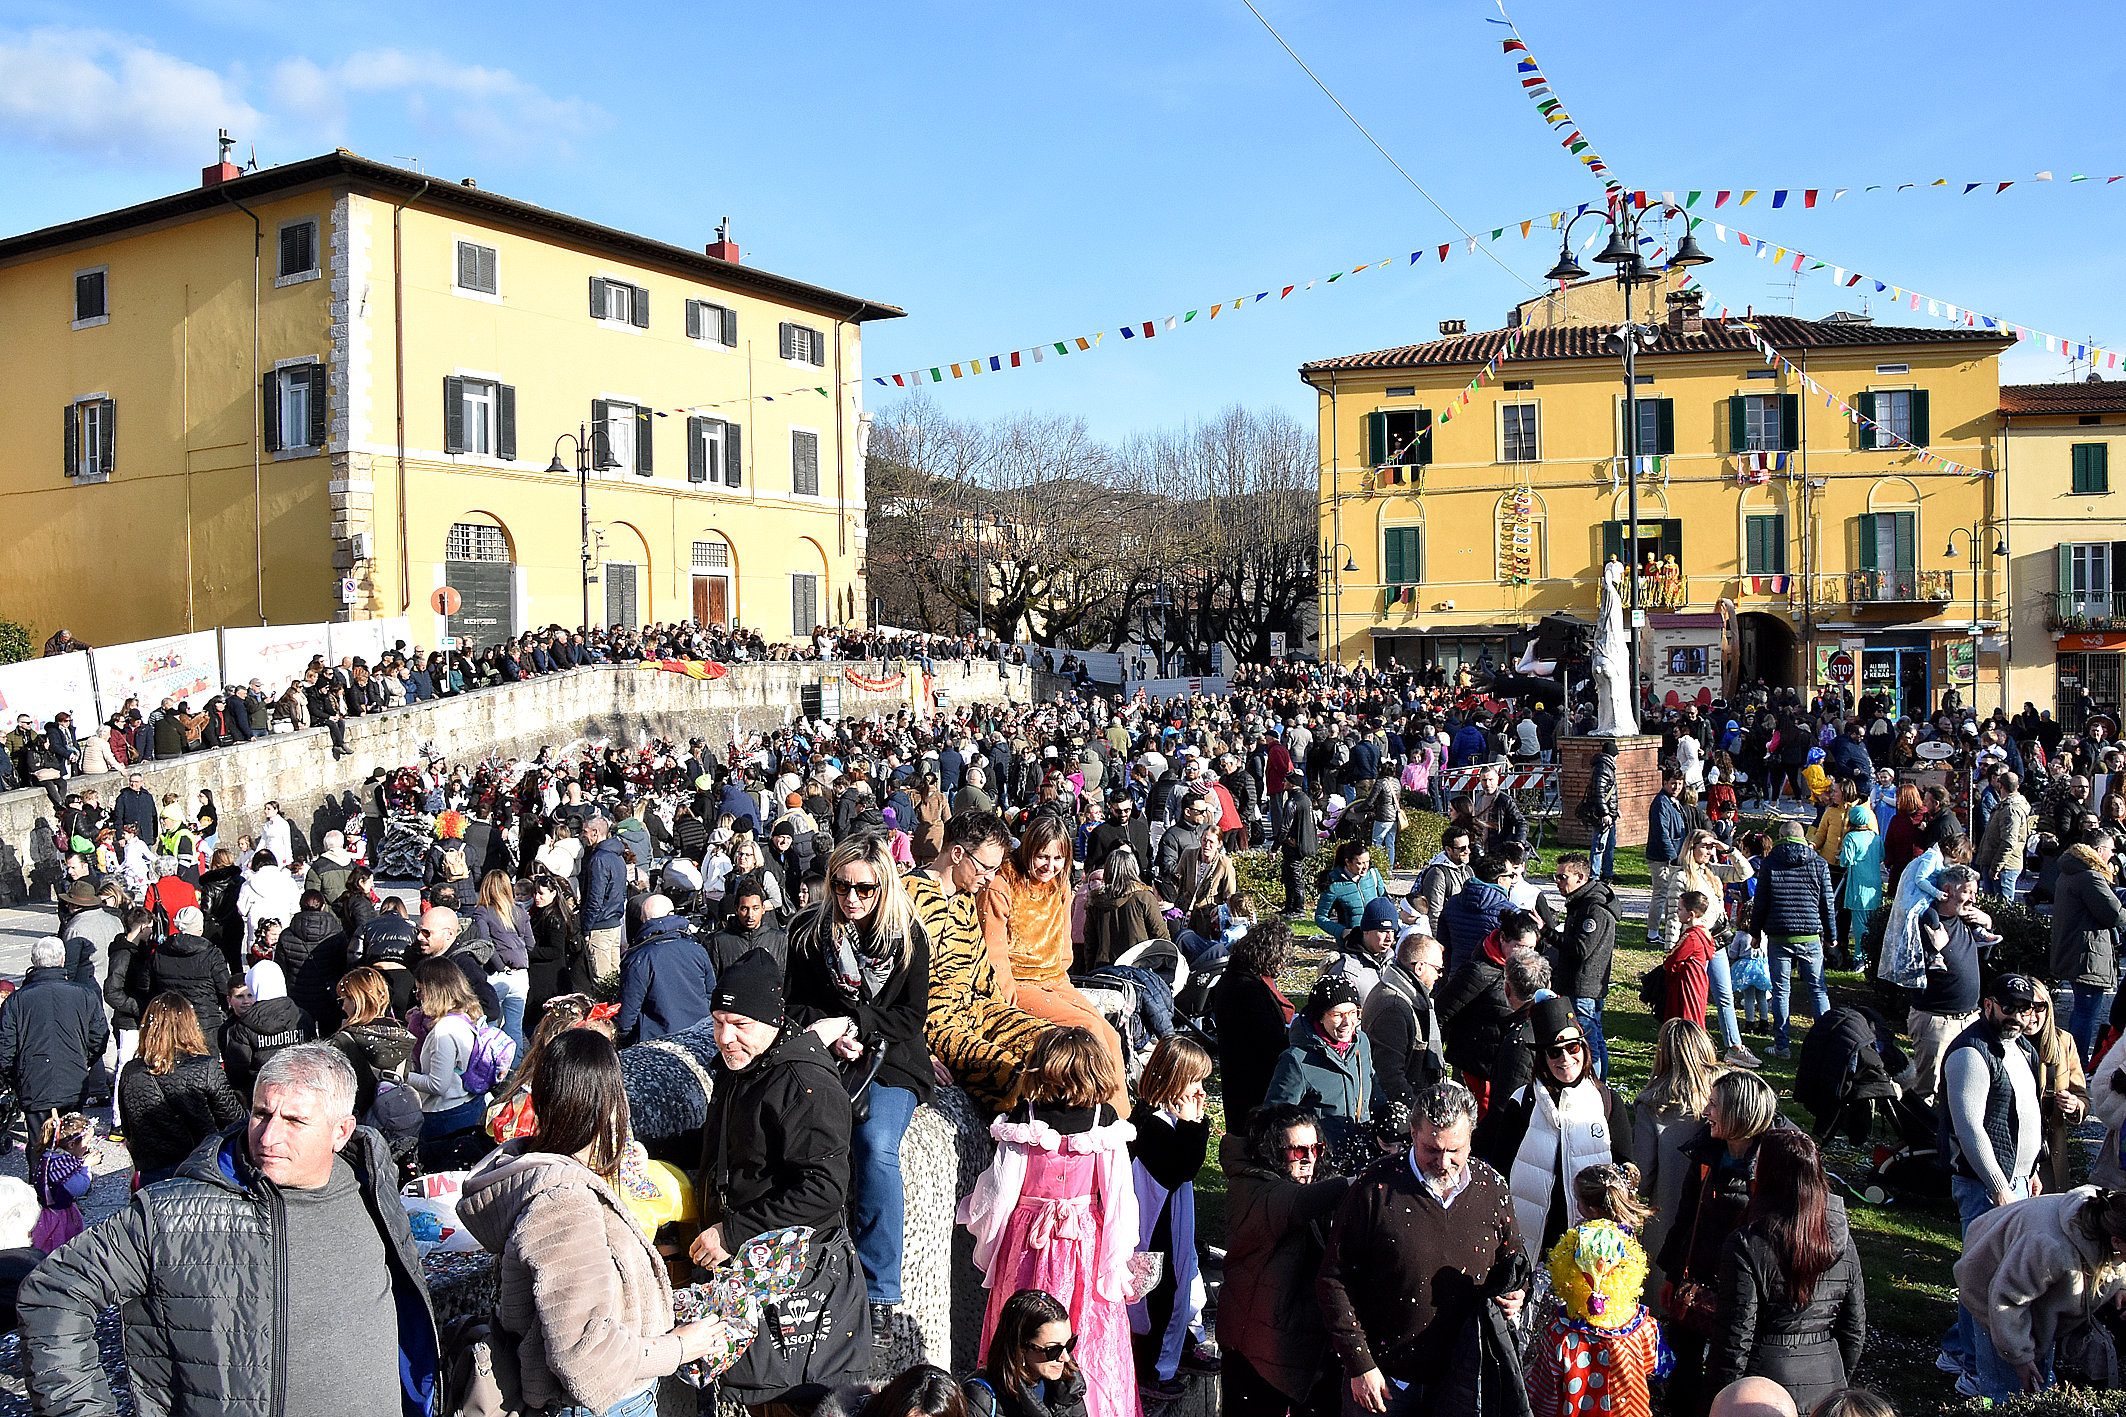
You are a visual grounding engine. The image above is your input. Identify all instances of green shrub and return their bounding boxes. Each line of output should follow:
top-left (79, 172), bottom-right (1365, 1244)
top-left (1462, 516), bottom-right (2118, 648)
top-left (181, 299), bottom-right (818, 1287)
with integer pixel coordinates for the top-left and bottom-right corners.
top-left (1946, 1386), bottom-right (2126, 1416)
top-left (1978, 896), bottom-right (2053, 978)
top-left (0, 618), bottom-right (32, 667)
top-left (1231, 808), bottom-right (1454, 916)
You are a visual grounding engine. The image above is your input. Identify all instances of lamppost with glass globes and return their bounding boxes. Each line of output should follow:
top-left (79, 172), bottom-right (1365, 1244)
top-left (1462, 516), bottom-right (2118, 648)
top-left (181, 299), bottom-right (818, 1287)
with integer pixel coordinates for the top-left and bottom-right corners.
top-left (1543, 207), bottom-right (1712, 712)
top-left (545, 424), bottom-right (595, 633)
top-left (1943, 520), bottom-right (2008, 712)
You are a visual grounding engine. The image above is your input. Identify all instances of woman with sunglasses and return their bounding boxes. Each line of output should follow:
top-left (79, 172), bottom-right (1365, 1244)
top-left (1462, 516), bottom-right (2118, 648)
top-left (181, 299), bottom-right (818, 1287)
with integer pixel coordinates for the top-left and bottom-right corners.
top-left (964, 1289), bottom-right (1088, 1417)
top-left (1473, 997), bottom-right (1633, 1272)
top-left (785, 833), bottom-right (932, 1349)
top-left (1218, 1103), bottom-right (1349, 1417)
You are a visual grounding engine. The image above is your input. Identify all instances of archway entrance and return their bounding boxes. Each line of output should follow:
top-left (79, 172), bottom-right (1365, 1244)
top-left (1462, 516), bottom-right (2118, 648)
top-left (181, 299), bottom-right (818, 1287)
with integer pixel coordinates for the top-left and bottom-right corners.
top-left (444, 519), bottom-right (514, 650)
top-left (1734, 612), bottom-right (1797, 690)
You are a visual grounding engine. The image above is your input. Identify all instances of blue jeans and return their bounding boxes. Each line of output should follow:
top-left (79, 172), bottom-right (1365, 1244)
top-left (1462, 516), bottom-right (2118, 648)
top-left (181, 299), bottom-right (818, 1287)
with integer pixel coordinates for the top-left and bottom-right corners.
top-left (547, 1385), bottom-right (659, 1417)
top-left (1705, 947), bottom-right (1743, 1051)
top-left (1573, 997), bottom-right (1609, 1079)
top-left (1589, 821), bottom-right (1617, 880)
top-left (2067, 981), bottom-right (2114, 1066)
top-left (1948, 1174), bottom-right (2034, 1381)
top-left (851, 1083), bottom-right (920, 1304)
top-left (492, 969), bottom-right (529, 1053)
top-left (1371, 818), bottom-right (1397, 873)
top-left (1769, 935), bottom-right (1830, 1051)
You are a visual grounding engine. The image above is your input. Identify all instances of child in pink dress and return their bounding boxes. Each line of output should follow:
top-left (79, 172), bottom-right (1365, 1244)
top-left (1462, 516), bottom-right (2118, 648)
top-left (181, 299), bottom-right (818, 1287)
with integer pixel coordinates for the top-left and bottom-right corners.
top-left (960, 1027), bottom-right (1140, 1417)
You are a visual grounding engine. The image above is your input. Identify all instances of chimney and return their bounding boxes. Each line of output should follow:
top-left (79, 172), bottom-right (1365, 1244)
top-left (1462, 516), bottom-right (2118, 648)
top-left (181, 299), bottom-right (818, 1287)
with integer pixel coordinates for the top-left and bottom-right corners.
top-left (705, 217), bottom-right (740, 264)
top-left (1665, 287), bottom-right (1704, 335)
top-left (1438, 318), bottom-right (1467, 337)
top-left (202, 127), bottom-right (241, 188)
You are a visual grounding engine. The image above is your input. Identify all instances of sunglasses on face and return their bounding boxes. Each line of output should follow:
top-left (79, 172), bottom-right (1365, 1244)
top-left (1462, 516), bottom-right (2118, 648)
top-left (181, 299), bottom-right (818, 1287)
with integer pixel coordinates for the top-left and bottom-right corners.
top-left (1546, 1040), bottom-right (1587, 1059)
top-left (1282, 1142), bottom-right (1324, 1161)
top-left (832, 878), bottom-right (880, 899)
top-left (1027, 1336), bottom-right (1080, 1361)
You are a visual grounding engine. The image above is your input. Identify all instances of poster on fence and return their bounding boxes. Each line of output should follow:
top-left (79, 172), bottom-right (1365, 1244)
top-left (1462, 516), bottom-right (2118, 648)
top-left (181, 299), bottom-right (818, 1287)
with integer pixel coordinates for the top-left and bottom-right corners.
top-left (221, 624), bottom-right (331, 694)
top-left (90, 632), bottom-right (222, 721)
top-left (0, 653), bottom-right (100, 733)
top-left (328, 616), bottom-right (413, 668)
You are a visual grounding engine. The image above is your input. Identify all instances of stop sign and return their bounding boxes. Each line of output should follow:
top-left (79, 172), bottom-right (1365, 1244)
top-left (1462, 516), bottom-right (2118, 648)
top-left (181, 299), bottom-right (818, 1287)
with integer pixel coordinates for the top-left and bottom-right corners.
top-left (1826, 649), bottom-right (1854, 685)
top-left (431, 586), bottom-right (462, 616)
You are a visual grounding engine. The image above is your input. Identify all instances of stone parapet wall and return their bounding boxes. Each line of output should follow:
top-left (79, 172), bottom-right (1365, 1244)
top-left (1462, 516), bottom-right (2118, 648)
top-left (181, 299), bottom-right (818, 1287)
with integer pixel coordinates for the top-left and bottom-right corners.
top-left (0, 659), bottom-right (1031, 905)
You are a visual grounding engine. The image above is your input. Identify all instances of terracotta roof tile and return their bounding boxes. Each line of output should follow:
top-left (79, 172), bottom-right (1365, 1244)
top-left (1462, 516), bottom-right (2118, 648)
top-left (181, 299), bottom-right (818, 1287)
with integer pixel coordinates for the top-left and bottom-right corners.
top-left (1299, 314), bottom-right (2010, 376)
top-left (1999, 382), bottom-right (2126, 414)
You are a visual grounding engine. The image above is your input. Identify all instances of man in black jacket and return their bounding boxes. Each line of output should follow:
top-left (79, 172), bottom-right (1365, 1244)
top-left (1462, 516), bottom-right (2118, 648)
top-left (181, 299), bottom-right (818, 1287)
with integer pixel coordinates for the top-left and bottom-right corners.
top-left (708, 878), bottom-right (790, 976)
top-left (690, 951), bottom-right (868, 1404)
top-left (1544, 852), bottom-right (1618, 1079)
top-left (1085, 790), bottom-right (1152, 878)
top-left (1585, 738), bottom-right (1620, 882)
top-left (1362, 933), bottom-right (1445, 1105)
top-left (112, 772), bottom-right (159, 843)
top-left (20, 1044), bottom-right (440, 1417)
top-left (1276, 773), bottom-right (1318, 917)
top-left (0, 938), bottom-right (110, 1177)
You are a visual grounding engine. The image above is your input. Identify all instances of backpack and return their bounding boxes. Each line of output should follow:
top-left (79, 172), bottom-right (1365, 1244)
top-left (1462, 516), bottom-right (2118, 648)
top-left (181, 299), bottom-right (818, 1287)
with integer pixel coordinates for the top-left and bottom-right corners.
top-left (459, 1020), bottom-right (518, 1097)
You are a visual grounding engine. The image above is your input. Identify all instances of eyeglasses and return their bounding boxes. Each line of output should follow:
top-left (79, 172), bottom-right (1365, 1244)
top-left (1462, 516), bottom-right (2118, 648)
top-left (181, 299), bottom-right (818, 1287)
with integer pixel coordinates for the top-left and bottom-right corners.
top-left (1545, 1040), bottom-right (1587, 1058)
top-left (1026, 1336), bottom-right (1080, 1361)
top-left (832, 878), bottom-right (880, 899)
top-left (1281, 1142), bottom-right (1325, 1161)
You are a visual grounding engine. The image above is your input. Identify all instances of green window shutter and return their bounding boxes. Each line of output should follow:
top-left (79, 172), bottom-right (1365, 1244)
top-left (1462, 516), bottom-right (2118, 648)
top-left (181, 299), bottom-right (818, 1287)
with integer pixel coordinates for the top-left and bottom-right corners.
top-left (1727, 395), bottom-right (1747, 453)
top-left (1855, 392), bottom-right (1877, 449)
top-left (1602, 521), bottom-right (1621, 565)
top-left (1659, 520), bottom-right (1683, 564)
top-left (2099, 443), bottom-right (2112, 492)
top-left (630, 285), bottom-right (651, 330)
top-left (2059, 542), bottom-right (2076, 598)
top-left (634, 405), bottom-right (653, 474)
top-left (1655, 398), bottom-right (1675, 455)
top-left (687, 417), bottom-right (708, 483)
top-left (1779, 394), bottom-right (1800, 451)
top-left (2073, 444), bottom-right (2090, 492)
top-left (1770, 514), bottom-right (1787, 572)
top-left (591, 399), bottom-right (611, 468)
top-left (306, 366), bottom-right (328, 449)
top-left (721, 306), bottom-right (739, 346)
top-left (1411, 528), bottom-right (1424, 583)
top-left (810, 325), bottom-right (828, 367)
top-left (778, 322), bottom-right (795, 360)
top-left (685, 300), bottom-right (703, 340)
top-left (442, 376), bottom-right (465, 455)
top-left (262, 371), bottom-right (281, 452)
top-left (99, 399), bottom-right (116, 476)
top-left (2080, 443), bottom-right (2113, 493)
top-left (496, 384), bottom-right (516, 462)
top-left (1366, 411), bottom-right (1388, 467)
top-left (1857, 514), bottom-right (1878, 570)
top-left (589, 277), bottom-right (608, 320)
top-left (1414, 409), bottom-right (1434, 465)
top-left (62, 402), bottom-right (76, 478)
top-left (725, 422), bottom-right (742, 487)
top-left (1910, 389), bottom-right (1930, 446)
top-left (1892, 511), bottom-right (1915, 571)
top-left (1384, 529), bottom-right (1406, 585)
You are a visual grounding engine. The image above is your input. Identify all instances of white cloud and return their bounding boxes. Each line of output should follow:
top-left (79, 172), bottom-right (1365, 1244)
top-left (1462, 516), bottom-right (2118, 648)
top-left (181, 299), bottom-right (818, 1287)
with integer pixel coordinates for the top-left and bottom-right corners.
top-left (0, 28), bottom-right (260, 163)
top-left (271, 48), bottom-right (608, 159)
top-left (0, 28), bottom-right (605, 169)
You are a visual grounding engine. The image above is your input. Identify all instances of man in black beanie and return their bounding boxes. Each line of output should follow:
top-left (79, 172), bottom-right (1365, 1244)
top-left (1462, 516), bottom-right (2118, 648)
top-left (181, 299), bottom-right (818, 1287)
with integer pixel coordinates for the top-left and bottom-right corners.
top-left (688, 949), bottom-right (870, 1404)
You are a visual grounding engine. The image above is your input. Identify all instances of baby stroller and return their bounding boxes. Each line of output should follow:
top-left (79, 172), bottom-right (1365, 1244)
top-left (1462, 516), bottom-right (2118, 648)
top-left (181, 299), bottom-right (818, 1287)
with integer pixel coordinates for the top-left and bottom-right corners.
top-left (1796, 1004), bottom-right (1948, 1204)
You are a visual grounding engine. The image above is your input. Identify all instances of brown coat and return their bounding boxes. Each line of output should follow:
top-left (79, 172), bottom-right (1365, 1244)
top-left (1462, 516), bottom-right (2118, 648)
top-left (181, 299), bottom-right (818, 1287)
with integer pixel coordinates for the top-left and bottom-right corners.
top-left (912, 789), bottom-right (950, 862)
top-left (2032, 1016), bottom-right (2090, 1193)
top-left (456, 1142), bottom-right (682, 1414)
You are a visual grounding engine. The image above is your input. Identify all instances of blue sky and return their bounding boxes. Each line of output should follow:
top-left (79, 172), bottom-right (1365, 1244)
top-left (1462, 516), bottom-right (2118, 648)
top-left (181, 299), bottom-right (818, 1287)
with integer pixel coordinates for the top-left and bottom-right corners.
top-left (5, 0), bottom-right (2123, 441)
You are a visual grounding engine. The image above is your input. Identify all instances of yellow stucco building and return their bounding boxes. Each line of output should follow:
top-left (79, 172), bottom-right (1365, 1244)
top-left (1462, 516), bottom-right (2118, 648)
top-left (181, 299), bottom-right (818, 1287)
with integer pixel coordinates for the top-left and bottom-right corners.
top-left (0, 149), bottom-right (901, 651)
top-left (2000, 380), bottom-right (2126, 723)
top-left (1302, 284), bottom-right (2013, 718)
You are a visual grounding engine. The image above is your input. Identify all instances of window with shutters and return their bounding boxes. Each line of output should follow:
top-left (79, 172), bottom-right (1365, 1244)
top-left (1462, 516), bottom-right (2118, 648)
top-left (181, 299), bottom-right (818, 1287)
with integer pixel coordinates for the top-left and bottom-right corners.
top-left (1742, 394), bottom-right (1783, 451)
top-left (63, 397), bottom-right (116, 482)
top-left (2072, 443), bottom-right (2110, 495)
top-left (593, 399), bottom-right (648, 474)
top-left (1630, 398), bottom-right (1676, 456)
top-left (448, 522), bottom-right (510, 562)
top-left (264, 363), bottom-right (328, 453)
top-left (443, 376), bottom-right (516, 460)
top-left (687, 299), bottom-right (739, 348)
top-left (1853, 388), bottom-right (1929, 450)
top-left (791, 573), bottom-right (820, 635)
top-left (1499, 403), bottom-right (1538, 463)
top-left (1382, 526), bottom-right (1423, 587)
top-left (1744, 514), bottom-right (1787, 574)
top-left (791, 429), bottom-right (821, 496)
top-left (1855, 511), bottom-right (1918, 600)
top-left (688, 417), bottom-right (742, 488)
top-left (590, 276), bottom-right (650, 330)
top-left (692, 540), bottom-right (730, 570)
top-left (276, 220), bottom-right (319, 285)
top-left (453, 241), bottom-right (499, 297)
top-left (2059, 541), bottom-right (2125, 621)
top-left (779, 321), bottom-right (828, 367)
top-left (464, 380), bottom-right (494, 455)
top-left (72, 267), bottom-right (108, 328)
top-left (1365, 409), bottom-right (1431, 468)
top-left (1601, 519), bottom-right (1683, 568)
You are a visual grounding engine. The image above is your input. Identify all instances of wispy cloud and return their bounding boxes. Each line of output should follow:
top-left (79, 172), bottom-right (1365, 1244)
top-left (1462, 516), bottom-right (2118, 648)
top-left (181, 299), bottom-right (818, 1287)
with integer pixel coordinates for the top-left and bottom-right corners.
top-left (0, 28), bottom-right (606, 169)
top-left (0, 28), bottom-right (260, 163)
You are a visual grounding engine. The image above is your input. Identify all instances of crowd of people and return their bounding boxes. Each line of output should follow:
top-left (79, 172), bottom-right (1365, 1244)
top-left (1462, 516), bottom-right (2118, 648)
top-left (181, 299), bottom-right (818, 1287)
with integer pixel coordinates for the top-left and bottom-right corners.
top-left (0, 647), bottom-right (2122, 1417)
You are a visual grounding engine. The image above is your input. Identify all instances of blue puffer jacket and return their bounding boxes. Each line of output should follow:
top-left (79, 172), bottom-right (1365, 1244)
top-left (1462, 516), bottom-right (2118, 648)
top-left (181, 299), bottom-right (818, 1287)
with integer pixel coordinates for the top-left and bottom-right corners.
top-left (1438, 878), bottom-right (1511, 976)
top-left (1648, 792), bottom-right (1687, 864)
top-left (581, 836), bottom-right (628, 931)
top-left (616, 916), bottom-right (715, 1042)
top-left (1754, 839), bottom-right (1838, 941)
top-left (1314, 868), bottom-right (1385, 950)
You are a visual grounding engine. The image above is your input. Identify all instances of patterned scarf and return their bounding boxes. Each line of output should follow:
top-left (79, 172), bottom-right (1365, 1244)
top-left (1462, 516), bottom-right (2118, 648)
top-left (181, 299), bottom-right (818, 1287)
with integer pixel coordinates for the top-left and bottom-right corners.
top-left (827, 918), bottom-right (895, 1005)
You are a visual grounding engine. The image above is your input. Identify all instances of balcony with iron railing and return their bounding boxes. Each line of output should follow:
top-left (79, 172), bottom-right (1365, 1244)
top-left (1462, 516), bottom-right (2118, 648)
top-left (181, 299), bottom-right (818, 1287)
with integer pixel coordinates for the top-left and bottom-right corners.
top-left (1814, 570), bottom-right (1954, 607)
top-left (2051, 593), bottom-right (2126, 632)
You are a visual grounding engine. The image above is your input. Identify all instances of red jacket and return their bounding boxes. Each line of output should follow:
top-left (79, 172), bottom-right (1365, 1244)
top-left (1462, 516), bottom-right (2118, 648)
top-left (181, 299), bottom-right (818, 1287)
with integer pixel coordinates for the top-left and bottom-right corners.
top-left (1663, 924), bottom-right (1716, 1025)
top-left (1263, 740), bottom-right (1293, 796)
top-left (1212, 782), bottom-right (1242, 834)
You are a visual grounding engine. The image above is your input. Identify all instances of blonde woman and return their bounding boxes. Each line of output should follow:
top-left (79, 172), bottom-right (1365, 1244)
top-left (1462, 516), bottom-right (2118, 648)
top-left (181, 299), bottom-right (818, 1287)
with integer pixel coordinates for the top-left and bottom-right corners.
top-left (405, 957), bottom-right (489, 1169)
top-left (786, 834), bottom-right (931, 1330)
top-left (1177, 828), bottom-right (1238, 919)
top-left (1659, 828), bottom-right (1759, 1069)
top-left (980, 815), bottom-right (1128, 1109)
top-left (711, 835), bottom-right (784, 915)
top-left (1633, 1017), bottom-right (1727, 1296)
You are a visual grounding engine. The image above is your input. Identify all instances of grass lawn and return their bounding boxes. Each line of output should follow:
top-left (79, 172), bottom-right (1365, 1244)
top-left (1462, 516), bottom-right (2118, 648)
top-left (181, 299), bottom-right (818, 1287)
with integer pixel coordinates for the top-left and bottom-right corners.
top-left (1196, 838), bottom-right (2001, 1417)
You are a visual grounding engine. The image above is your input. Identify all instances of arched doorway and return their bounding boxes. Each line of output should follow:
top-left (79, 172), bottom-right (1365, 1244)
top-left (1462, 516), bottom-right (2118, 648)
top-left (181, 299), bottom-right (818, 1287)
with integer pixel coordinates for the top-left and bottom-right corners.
top-left (691, 531), bottom-right (736, 626)
top-left (1734, 612), bottom-right (1797, 689)
top-left (444, 516), bottom-right (515, 650)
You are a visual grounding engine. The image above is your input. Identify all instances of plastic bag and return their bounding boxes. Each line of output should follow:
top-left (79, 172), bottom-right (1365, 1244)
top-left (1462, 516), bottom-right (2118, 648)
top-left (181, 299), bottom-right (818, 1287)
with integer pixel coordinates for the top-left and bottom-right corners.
top-left (400, 1170), bottom-right (483, 1255)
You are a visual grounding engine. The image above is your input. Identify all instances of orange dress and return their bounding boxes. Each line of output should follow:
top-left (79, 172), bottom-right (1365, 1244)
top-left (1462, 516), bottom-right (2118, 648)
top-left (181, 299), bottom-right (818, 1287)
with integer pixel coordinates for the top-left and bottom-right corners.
top-left (980, 868), bottom-right (1128, 1108)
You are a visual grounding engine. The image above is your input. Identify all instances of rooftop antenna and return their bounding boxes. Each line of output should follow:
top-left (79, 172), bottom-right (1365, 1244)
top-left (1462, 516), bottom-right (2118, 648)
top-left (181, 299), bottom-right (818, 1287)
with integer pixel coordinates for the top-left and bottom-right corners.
top-left (393, 155), bottom-right (424, 174)
top-left (217, 128), bottom-right (233, 163)
top-left (247, 142), bottom-right (259, 172)
top-left (1776, 269), bottom-right (1801, 317)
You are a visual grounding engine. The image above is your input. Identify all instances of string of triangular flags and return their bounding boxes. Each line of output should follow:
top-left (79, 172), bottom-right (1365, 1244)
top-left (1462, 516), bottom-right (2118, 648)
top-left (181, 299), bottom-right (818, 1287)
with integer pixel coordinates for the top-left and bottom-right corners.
top-left (1487, 5), bottom-right (1619, 195)
top-left (1735, 324), bottom-right (1988, 478)
top-left (1616, 177), bottom-right (2126, 210)
top-left (1697, 220), bottom-right (2120, 369)
top-left (1435, 331), bottom-right (1526, 425)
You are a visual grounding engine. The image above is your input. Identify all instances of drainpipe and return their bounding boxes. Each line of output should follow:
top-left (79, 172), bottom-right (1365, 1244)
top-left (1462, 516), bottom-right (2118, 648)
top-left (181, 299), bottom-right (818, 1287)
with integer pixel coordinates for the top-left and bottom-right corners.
top-left (393, 179), bottom-right (431, 614)
top-left (217, 185), bottom-right (265, 623)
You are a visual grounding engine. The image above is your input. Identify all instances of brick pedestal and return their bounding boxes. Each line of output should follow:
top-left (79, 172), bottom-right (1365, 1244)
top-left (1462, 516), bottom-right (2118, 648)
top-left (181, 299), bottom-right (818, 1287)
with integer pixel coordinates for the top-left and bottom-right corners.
top-left (1558, 734), bottom-right (1663, 847)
